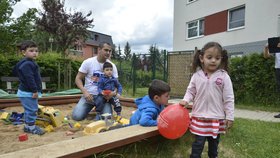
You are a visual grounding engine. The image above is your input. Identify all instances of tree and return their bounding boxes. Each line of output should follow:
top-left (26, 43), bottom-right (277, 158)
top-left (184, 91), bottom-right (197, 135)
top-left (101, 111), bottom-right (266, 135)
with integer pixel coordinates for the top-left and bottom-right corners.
top-left (124, 42), bottom-right (132, 60)
top-left (36, 0), bottom-right (93, 56)
top-left (0, 0), bottom-right (25, 54)
top-left (111, 44), bottom-right (119, 59)
top-left (118, 44), bottom-right (123, 60)
top-left (0, 0), bottom-right (20, 24)
top-left (9, 8), bottom-right (38, 44)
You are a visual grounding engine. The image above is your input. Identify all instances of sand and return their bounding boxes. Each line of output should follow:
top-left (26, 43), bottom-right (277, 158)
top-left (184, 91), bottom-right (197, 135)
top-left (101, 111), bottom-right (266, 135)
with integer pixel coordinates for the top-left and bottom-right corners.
top-left (0, 103), bottom-right (135, 155)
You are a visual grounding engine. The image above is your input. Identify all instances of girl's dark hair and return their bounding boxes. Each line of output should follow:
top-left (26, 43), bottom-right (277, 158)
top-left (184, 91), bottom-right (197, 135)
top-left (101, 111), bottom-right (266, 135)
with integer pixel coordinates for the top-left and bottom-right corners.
top-left (148, 79), bottom-right (171, 100)
top-left (19, 40), bottom-right (37, 51)
top-left (192, 42), bottom-right (229, 72)
top-left (103, 62), bottom-right (113, 70)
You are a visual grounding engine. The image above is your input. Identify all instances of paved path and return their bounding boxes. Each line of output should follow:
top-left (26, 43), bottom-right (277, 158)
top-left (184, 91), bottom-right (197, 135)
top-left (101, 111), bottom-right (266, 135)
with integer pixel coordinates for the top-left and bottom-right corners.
top-left (168, 99), bottom-right (280, 123)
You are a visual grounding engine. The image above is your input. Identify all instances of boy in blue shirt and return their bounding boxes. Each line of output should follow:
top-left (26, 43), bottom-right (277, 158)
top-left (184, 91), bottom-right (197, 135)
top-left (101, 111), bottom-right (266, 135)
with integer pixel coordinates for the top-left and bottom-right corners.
top-left (95, 62), bottom-right (123, 120)
top-left (130, 79), bottom-right (171, 126)
top-left (13, 40), bottom-right (45, 135)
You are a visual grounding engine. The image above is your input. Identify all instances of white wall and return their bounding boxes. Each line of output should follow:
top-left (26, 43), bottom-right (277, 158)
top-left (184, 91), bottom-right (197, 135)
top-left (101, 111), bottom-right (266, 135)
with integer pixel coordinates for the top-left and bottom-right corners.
top-left (173, 0), bottom-right (280, 51)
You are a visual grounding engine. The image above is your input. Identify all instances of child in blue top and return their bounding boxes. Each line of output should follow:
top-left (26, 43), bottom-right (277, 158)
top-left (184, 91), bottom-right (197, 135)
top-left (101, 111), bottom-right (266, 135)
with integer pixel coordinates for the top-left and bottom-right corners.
top-left (130, 79), bottom-right (171, 126)
top-left (94, 62), bottom-right (123, 120)
top-left (13, 40), bottom-right (45, 135)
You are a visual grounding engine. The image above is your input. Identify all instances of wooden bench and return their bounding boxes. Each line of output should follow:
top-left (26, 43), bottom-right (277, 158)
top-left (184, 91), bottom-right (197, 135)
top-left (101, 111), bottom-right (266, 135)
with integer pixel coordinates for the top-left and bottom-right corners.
top-left (0, 76), bottom-right (52, 94)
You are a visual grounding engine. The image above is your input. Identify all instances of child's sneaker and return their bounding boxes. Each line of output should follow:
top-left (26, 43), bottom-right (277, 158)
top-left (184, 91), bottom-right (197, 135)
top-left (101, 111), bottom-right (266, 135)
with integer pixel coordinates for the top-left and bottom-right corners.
top-left (95, 113), bottom-right (101, 121)
top-left (24, 125), bottom-right (45, 135)
top-left (274, 113), bottom-right (280, 118)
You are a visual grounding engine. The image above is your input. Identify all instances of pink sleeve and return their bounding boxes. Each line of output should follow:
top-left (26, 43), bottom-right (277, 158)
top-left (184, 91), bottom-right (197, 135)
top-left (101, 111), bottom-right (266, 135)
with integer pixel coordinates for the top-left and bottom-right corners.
top-left (183, 74), bottom-right (196, 103)
top-left (223, 74), bottom-right (235, 120)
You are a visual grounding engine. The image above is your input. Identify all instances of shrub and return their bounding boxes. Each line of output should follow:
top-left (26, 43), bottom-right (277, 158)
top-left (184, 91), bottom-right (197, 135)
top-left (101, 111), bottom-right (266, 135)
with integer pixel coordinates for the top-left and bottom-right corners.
top-left (229, 53), bottom-right (280, 106)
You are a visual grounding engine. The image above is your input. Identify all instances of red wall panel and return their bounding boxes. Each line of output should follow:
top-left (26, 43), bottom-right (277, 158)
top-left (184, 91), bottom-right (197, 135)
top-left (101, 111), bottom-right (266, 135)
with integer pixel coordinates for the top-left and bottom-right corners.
top-left (204, 10), bottom-right (228, 35)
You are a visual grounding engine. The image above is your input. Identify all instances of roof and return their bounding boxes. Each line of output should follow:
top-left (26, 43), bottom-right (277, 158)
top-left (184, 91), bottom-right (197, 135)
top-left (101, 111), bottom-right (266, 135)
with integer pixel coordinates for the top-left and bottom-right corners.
top-left (85, 30), bottom-right (114, 46)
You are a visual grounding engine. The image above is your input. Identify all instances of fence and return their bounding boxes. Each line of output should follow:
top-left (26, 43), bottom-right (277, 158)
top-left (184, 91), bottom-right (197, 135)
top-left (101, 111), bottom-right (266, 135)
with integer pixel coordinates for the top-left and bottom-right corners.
top-left (115, 49), bottom-right (168, 96)
top-left (167, 50), bottom-right (194, 98)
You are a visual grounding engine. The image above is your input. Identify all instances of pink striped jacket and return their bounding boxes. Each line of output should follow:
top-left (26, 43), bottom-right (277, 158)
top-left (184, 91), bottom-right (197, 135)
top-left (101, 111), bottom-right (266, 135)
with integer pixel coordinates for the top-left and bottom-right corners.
top-left (183, 69), bottom-right (235, 121)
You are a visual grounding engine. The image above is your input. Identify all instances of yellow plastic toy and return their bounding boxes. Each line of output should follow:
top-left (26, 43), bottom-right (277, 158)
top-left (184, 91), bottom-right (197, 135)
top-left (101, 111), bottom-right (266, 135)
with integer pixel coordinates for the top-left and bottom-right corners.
top-left (83, 113), bottom-right (129, 135)
top-left (36, 105), bottom-right (65, 128)
top-left (0, 112), bottom-right (10, 121)
top-left (44, 125), bottom-right (54, 133)
top-left (74, 122), bottom-right (81, 128)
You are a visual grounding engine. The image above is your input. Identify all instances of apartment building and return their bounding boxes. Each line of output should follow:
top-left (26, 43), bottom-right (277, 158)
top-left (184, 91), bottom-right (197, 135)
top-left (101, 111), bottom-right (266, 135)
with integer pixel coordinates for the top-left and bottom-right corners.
top-left (173, 0), bottom-right (280, 55)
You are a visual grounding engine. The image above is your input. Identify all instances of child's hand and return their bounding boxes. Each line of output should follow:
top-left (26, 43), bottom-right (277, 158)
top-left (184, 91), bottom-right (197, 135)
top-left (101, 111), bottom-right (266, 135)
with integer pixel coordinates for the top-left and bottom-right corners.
top-left (32, 92), bottom-right (38, 98)
top-left (116, 93), bottom-right (121, 98)
top-left (179, 100), bottom-right (187, 107)
top-left (225, 120), bottom-right (233, 130)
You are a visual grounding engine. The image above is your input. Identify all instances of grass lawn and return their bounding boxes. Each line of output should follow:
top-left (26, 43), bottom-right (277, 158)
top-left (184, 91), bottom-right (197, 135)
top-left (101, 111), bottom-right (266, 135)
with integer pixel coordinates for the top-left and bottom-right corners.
top-left (111, 87), bottom-right (280, 157)
top-left (122, 87), bottom-right (148, 98)
top-left (93, 118), bottom-right (280, 158)
top-left (235, 103), bottom-right (279, 112)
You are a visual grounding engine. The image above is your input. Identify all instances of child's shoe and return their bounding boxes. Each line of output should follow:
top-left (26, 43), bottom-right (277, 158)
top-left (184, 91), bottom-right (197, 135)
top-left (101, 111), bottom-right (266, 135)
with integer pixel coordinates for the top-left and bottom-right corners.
top-left (274, 113), bottom-right (280, 118)
top-left (95, 113), bottom-right (101, 121)
top-left (117, 112), bottom-right (121, 116)
top-left (24, 125), bottom-right (45, 135)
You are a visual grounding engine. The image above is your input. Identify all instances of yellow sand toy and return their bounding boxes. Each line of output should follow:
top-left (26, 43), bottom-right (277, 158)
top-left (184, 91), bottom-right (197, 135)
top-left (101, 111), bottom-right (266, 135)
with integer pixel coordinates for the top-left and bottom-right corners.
top-left (36, 105), bottom-right (65, 128)
top-left (83, 113), bottom-right (130, 135)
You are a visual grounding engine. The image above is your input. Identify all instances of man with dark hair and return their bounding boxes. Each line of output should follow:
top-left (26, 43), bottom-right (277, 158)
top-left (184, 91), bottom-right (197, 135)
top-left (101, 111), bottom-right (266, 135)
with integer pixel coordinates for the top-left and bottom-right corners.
top-left (72, 42), bottom-right (119, 121)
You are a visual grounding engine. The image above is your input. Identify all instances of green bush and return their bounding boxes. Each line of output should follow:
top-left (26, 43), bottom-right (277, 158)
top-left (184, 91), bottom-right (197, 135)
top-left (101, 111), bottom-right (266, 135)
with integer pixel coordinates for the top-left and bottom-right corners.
top-left (2, 52), bottom-right (279, 107)
top-left (229, 53), bottom-right (280, 106)
top-left (0, 53), bottom-right (82, 91)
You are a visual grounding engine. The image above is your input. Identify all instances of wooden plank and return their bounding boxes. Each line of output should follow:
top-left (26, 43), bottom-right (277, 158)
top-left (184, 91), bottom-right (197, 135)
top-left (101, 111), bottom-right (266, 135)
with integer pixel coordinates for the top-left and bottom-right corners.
top-left (0, 95), bottom-right (137, 109)
top-left (1, 76), bottom-right (51, 93)
top-left (0, 125), bottom-right (159, 158)
top-left (1, 76), bottom-right (50, 82)
top-left (0, 77), bottom-right (19, 82)
top-left (0, 95), bottom-right (82, 108)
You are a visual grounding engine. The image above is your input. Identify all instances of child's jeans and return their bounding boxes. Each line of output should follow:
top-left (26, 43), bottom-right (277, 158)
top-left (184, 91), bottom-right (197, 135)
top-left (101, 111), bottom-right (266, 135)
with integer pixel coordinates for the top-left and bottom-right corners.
top-left (95, 95), bottom-right (121, 114)
top-left (190, 134), bottom-right (220, 158)
top-left (19, 97), bottom-right (38, 125)
top-left (72, 96), bottom-right (112, 121)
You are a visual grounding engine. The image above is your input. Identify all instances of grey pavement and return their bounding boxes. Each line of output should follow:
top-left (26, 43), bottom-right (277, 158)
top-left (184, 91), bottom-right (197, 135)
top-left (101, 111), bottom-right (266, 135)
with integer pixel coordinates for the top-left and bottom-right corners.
top-left (168, 99), bottom-right (280, 123)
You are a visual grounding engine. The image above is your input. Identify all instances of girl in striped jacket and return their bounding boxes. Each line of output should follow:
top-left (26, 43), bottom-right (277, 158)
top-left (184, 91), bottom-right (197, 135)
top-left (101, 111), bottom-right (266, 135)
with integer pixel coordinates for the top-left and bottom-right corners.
top-left (180, 42), bottom-right (234, 158)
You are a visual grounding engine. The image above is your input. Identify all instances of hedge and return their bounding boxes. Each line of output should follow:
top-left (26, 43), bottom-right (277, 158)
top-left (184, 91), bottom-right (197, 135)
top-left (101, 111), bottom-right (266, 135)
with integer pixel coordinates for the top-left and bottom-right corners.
top-left (0, 52), bottom-right (279, 106)
top-left (229, 53), bottom-right (280, 106)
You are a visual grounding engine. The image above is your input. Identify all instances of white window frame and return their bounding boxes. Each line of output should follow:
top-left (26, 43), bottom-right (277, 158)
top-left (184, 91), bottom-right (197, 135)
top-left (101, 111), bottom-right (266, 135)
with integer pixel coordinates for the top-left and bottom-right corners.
top-left (186, 19), bottom-right (204, 39)
top-left (228, 5), bottom-right (245, 31)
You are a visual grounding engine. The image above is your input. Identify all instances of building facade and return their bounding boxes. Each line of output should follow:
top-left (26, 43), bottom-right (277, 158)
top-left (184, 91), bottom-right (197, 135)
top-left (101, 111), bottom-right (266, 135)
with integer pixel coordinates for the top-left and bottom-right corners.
top-left (69, 31), bottom-right (113, 59)
top-left (173, 0), bottom-right (280, 55)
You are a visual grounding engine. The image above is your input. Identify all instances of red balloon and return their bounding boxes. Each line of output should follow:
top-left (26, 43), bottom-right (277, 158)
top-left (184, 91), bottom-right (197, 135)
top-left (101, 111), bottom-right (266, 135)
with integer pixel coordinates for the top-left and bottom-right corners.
top-left (157, 104), bottom-right (190, 139)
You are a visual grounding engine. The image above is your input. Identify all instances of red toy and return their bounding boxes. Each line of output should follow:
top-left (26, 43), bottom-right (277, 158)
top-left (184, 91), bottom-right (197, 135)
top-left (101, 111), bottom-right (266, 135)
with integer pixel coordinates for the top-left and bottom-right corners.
top-left (18, 133), bottom-right (28, 141)
top-left (103, 90), bottom-right (111, 96)
top-left (157, 104), bottom-right (190, 139)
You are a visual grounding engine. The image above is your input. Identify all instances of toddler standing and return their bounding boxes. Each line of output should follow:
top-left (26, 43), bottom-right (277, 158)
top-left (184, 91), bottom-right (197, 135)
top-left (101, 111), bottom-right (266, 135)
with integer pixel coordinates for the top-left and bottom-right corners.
top-left (179, 42), bottom-right (234, 158)
top-left (13, 40), bottom-right (45, 135)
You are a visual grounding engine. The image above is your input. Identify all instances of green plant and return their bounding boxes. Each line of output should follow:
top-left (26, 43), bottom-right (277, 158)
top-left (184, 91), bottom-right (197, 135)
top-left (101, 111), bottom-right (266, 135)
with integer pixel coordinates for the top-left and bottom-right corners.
top-left (93, 118), bottom-right (280, 158)
top-left (0, 52), bottom-right (82, 91)
top-left (229, 53), bottom-right (280, 106)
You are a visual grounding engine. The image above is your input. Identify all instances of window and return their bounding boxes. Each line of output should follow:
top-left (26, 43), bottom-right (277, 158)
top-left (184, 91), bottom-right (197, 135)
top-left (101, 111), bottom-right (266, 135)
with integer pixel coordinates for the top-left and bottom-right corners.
top-left (228, 6), bottom-right (245, 30)
top-left (93, 47), bottom-right (98, 55)
top-left (94, 35), bottom-right (99, 41)
top-left (186, 19), bottom-right (204, 39)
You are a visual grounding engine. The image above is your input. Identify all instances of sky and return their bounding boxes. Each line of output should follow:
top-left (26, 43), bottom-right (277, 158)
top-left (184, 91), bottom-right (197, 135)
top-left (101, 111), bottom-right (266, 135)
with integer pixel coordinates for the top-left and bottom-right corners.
top-left (12, 0), bottom-right (174, 54)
